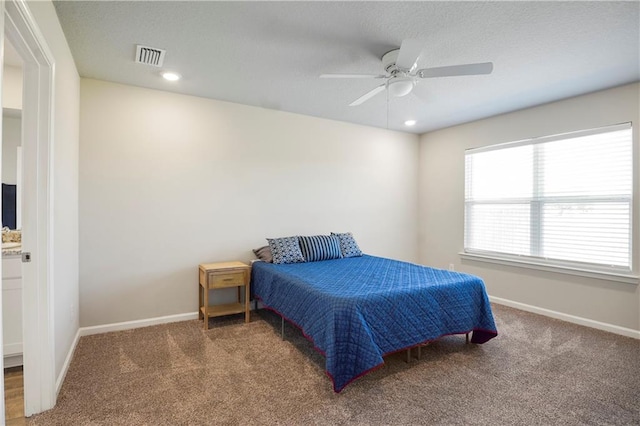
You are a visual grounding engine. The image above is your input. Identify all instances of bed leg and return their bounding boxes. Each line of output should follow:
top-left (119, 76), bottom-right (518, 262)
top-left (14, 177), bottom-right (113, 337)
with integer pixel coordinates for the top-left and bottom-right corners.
top-left (281, 316), bottom-right (285, 341)
top-left (405, 348), bottom-right (411, 363)
top-left (466, 333), bottom-right (470, 344)
top-left (416, 345), bottom-right (421, 360)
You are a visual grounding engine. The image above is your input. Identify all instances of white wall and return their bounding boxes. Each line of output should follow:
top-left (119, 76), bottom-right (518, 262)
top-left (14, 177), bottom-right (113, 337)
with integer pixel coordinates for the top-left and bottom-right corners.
top-left (79, 79), bottom-right (419, 327)
top-left (419, 82), bottom-right (640, 331)
top-left (1, 64), bottom-right (22, 199)
top-left (2, 115), bottom-right (20, 184)
top-left (2, 65), bottom-right (22, 110)
top-left (27, 1), bottom-right (80, 382)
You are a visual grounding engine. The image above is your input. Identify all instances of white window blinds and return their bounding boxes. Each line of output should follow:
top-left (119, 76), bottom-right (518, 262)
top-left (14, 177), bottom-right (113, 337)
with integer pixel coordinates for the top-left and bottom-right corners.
top-left (464, 123), bottom-right (633, 271)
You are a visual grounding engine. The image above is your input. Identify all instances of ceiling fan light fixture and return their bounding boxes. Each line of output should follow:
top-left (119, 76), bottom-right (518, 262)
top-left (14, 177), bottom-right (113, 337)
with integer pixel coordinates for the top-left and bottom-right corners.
top-left (387, 78), bottom-right (414, 97)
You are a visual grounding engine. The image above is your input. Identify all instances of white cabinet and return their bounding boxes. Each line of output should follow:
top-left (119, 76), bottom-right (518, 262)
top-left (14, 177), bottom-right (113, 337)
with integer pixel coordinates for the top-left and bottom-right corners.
top-left (3, 255), bottom-right (22, 367)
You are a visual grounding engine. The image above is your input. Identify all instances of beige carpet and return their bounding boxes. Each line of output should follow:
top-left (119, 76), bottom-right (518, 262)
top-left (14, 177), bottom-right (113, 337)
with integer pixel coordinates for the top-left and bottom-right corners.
top-left (28, 304), bottom-right (639, 425)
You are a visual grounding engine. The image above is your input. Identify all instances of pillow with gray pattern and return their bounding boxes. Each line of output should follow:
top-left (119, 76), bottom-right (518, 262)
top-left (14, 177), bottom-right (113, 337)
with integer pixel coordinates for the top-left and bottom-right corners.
top-left (331, 232), bottom-right (363, 258)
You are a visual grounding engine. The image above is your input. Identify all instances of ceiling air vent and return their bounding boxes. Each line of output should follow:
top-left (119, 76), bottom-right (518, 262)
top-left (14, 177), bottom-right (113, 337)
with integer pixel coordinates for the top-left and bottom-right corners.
top-left (135, 45), bottom-right (166, 67)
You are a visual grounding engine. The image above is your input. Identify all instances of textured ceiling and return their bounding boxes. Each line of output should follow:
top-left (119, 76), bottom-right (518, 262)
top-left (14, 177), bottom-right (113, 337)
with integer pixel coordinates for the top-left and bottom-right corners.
top-left (53, 1), bottom-right (639, 134)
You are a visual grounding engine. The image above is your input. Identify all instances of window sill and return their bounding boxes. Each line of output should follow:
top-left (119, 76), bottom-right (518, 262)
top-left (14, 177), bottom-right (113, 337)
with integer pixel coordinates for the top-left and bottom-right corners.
top-left (458, 252), bottom-right (639, 285)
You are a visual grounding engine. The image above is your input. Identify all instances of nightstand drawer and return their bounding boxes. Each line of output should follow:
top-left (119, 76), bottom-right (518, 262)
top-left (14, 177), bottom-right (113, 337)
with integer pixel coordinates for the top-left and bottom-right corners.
top-left (208, 271), bottom-right (245, 288)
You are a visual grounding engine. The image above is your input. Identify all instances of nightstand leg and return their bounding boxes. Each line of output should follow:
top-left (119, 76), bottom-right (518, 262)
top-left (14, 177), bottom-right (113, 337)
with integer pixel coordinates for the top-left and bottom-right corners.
top-left (203, 286), bottom-right (209, 330)
top-left (244, 283), bottom-right (250, 323)
top-left (198, 284), bottom-right (203, 321)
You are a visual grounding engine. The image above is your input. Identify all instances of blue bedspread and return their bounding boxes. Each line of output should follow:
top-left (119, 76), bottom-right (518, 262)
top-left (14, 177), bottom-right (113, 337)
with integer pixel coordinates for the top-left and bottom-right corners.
top-left (251, 255), bottom-right (497, 392)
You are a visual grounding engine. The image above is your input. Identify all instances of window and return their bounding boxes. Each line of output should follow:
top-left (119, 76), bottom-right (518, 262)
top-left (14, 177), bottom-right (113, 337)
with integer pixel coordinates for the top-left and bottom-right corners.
top-left (464, 123), bottom-right (633, 273)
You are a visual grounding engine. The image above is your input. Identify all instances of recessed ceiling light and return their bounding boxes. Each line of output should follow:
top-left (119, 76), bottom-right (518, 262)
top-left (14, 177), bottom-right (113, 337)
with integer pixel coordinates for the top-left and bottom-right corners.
top-left (162, 72), bottom-right (181, 81)
top-left (404, 120), bottom-right (417, 126)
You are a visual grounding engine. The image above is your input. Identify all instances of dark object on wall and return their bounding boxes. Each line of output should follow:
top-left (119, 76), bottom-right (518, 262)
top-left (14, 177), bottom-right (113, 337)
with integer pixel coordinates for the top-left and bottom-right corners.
top-left (2, 183), bottom-right (17, 229)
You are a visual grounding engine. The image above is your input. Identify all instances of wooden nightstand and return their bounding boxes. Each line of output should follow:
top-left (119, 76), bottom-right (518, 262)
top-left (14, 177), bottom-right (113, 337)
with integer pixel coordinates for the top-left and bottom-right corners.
top-left (198, 261), bottom-right (251, 330)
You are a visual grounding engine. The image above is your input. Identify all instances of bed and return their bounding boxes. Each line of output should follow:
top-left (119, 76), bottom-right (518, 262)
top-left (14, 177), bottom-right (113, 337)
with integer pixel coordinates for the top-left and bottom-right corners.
top-left (251, 254), bottom-right (497, 392)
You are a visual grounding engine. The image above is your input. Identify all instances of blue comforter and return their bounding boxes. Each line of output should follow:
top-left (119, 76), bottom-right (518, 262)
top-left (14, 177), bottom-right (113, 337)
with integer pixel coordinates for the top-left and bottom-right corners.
top-left (251, 255), bottom-right (497, 392)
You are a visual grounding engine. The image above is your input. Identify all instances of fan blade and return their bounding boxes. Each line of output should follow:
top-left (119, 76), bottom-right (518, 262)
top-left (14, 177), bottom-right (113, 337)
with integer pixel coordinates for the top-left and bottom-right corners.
top-left (417, 62), bottom-right (493, 78)
top-left (349, 84), bottom-right (386, 106)
top-left (320, 73), bottom-right (386, 79)
top-left (395, 39), bottom-right (424, 71)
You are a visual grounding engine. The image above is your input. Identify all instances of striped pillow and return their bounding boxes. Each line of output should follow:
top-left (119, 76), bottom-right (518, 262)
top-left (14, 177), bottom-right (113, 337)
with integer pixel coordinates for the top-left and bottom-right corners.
top-left (299, 235), bottom-right (342, 262)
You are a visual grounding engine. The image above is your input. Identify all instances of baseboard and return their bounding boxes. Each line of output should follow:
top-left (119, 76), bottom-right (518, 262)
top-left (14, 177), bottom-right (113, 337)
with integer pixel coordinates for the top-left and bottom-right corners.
top-left (4, 353), bottom-right (23, 369)
top-left (56, 328), bottom-right (80, 397)
top-left (489, 295), bottom-right (640, 339)
top-left (3, 342), bottom-right (22, 356)
top-left (79, 312), bottom-right (199, 337)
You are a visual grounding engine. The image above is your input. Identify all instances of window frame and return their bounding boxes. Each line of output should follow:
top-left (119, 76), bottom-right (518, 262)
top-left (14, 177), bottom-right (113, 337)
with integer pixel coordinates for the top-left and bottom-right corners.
top-left (462, 122), bottom-right (638, 285)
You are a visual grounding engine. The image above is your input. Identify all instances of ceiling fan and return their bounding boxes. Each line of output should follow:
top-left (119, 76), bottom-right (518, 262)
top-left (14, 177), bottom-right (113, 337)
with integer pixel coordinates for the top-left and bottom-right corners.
top-left (320, 39), bottom-right (493, 106)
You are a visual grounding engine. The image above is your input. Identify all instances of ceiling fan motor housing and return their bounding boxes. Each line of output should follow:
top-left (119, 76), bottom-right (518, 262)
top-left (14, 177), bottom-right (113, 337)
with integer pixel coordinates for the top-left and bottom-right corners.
top-left (382, 49), bottom-right (401, 73)
top-left (381, 49), bottom-right (413, 97)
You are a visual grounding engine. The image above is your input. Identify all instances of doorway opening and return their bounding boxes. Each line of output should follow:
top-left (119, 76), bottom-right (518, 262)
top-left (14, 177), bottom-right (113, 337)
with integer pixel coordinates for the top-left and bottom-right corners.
top-left (1, 0), bottom-right (56, 420)
top-left (2, 36), bottom-right (24, 423)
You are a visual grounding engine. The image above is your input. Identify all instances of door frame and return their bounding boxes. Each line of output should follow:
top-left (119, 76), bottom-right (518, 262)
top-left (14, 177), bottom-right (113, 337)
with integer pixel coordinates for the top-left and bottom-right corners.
top-left (1, 0), bottom-right (55, 418)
